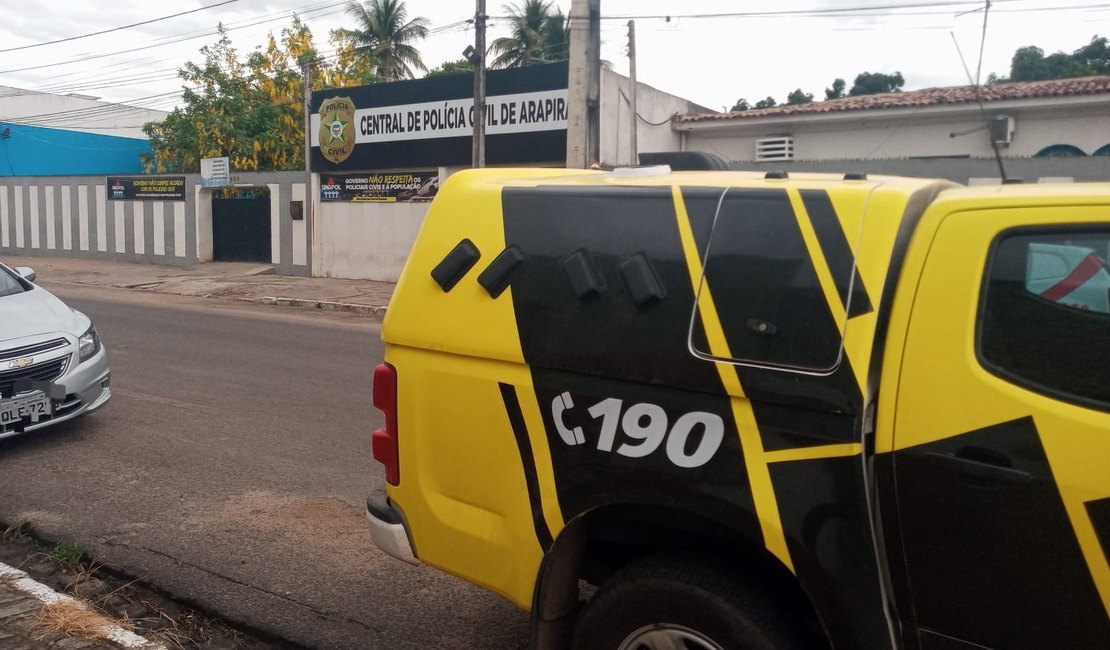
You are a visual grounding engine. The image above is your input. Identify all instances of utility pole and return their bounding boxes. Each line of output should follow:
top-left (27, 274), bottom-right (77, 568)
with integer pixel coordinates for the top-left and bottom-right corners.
top-left (302, 60), bottom-right (313, 172)
top-left (473, 0), bottom-right (487, 168)
top-left (627, 20), bottom-right (637, 165)
top-left (566, 0), bottom-right (600, 168)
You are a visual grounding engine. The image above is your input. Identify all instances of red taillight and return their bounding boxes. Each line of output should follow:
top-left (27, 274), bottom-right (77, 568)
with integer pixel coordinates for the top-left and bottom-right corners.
top-left (372, 363), bottom-right (399, 486)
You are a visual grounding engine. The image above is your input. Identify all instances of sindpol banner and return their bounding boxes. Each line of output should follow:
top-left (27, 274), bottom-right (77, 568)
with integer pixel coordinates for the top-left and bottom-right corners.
top-left (320, 171), bottom-right (439, 202)
top-left (310, 61), bottom-right (568, 171)
top-left (107, 176), bottom-right (186, 201)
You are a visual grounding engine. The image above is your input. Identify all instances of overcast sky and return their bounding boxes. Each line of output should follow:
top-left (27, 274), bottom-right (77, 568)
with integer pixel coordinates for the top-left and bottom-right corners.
top-left (1, 0), bottom-right (1107, 120)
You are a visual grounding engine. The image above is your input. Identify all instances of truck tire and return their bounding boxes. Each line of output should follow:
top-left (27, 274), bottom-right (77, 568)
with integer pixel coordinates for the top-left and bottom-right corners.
top-left (572, 553), bottom-right (818, 650)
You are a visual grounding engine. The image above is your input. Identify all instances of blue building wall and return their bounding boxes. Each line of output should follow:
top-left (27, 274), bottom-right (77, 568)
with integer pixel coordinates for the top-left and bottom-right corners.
top-left (0, 122), bottom-right (152, 176)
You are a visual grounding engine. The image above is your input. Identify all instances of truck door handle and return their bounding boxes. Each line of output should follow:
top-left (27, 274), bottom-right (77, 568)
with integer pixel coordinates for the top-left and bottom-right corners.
top-left (925, 449), bottom-right (1033, 484)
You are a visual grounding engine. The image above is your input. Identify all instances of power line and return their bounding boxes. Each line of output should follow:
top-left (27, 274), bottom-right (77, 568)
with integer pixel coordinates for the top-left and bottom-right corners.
top-left (0, 0), bottom-right (241, 54)
top-left (0, 1), bottom-right (350, 75)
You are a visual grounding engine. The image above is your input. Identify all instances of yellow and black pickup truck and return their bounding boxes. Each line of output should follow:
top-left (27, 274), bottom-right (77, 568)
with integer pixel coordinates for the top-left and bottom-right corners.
top-left (366, 166), bottom-right (1110, 650)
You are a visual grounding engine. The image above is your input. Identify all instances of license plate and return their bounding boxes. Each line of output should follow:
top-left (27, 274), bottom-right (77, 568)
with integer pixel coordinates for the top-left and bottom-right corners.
top-left (0, 392), bottom-right (52, 425)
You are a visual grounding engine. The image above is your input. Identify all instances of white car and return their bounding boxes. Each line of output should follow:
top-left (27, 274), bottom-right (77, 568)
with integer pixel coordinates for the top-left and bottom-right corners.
top-left (0, 261), bottom-right (111, 439)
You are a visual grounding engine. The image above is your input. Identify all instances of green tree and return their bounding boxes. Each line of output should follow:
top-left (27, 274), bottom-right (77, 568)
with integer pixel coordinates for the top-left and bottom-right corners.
top-left (730, 98), bottom-right (750, 112)
top-left (425, 59), bottom-right (475, 77)
top-left (337, 0), bottom-right (429, 80)
top-left (143, 27), bottom-right (259, 173)
top-left (245, 16), bottom-right (320, 171)
top-left (825, 78), bottom-right (846, 100)
top-left (541, 7), bottom-right (571, 63)
top-left (754, 96), bottom-right (778, 109)
top-left (324, 29), bottom-right (381, 87)
top-left (1004, 36), bottom-right (1110, 82)
top-left (848, 71), bottom-right (904, 96)
top-left (786, 88), bottom-right (814, 105)
top-left (489, 0), bottom-right (569, 68)
top-left (142, 20), bottom-right (328, 173)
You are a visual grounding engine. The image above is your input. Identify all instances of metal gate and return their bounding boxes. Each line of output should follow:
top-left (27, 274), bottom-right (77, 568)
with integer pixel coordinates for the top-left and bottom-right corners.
top-left (212, 192), bottom-right (270, 262)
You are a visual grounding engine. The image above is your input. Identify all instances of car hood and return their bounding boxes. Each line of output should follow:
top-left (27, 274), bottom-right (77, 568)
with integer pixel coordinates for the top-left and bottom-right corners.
top-left (0, 286), bottom-right (88, 344)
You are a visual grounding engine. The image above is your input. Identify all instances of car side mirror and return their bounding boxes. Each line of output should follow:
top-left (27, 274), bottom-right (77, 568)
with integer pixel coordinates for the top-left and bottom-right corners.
top-left (15, 266), bottom-right (35, 282)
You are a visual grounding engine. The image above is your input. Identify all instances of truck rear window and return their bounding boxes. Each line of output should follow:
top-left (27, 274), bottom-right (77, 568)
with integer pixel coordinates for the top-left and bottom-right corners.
top-left (690, 187), bottom-right (866, 374)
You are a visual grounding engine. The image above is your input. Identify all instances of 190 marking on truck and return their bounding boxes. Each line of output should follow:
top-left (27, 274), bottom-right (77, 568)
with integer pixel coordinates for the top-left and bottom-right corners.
top-left (551, 391), bottom-right (725, 468)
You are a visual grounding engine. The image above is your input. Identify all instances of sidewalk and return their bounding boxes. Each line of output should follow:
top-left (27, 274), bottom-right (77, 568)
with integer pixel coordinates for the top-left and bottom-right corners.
top-left (1, 255), bottom-right (396, 316)
top-left (0, 563), bottom-right (162, 650)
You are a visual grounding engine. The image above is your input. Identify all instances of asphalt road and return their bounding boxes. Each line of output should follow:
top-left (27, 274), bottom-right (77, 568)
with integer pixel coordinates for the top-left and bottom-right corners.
top-left (0, 282), bottom-right (529, 649)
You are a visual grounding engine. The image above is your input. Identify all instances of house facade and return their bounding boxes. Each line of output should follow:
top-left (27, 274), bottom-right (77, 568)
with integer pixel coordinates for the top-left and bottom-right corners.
top-left (674, 76), bottom-right (1110, 165)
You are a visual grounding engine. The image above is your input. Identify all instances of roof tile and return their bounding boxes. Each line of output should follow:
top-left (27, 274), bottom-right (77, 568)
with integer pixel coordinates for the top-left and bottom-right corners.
top-left (677, 75), bottom-right (1110, 123)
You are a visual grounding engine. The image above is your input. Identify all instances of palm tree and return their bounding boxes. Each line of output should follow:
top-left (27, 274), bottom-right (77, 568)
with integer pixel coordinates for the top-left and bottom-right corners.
top-left (541, 8), bottom-right (570, 62)
top-left (339, 0), bottom-right (429, 81)
top-left (489, 0), bottom-right (569, 68)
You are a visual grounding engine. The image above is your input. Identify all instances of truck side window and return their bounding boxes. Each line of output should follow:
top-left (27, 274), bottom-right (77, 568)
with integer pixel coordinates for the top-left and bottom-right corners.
top-left (692, 188), bottom-right (855, 373)
top-left (979, 228), bottom-right (1110, 409)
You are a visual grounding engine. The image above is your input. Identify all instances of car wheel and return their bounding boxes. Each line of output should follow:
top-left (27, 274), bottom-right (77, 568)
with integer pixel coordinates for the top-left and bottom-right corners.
top-left (572, 553), bottom-right (817, 650)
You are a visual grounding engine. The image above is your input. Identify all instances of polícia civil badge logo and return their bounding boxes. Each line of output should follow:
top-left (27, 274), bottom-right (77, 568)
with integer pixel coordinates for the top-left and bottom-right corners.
top-left (319, 96), bottom-right (356, 164)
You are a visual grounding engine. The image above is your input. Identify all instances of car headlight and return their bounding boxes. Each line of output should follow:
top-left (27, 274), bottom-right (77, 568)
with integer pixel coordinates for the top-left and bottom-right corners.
top-left (78, 326), bottom-right (101, 362)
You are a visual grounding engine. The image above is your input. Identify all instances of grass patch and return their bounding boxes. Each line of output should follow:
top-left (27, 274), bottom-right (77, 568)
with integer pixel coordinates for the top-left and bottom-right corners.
top-left (32, 600), bottom-right (111, 641)
top-left (47, 543), bottom-right (89, 574)
top-left (3, 517), bottom-right (30, 541)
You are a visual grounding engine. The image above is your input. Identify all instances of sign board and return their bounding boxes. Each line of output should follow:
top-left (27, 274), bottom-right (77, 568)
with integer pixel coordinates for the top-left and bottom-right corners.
top-left (320, 171), bottom-right (439, 202)
top-left (311, 61), bottom-right (568, 171)
top-left (106, 176), bottom-right (186, 201)
top-left (200, 157), bottom-right (231, 188)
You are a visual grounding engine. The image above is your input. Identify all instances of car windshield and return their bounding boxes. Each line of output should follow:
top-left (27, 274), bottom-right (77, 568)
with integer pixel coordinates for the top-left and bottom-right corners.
top-left (0, 265), bottom-right (27, 298)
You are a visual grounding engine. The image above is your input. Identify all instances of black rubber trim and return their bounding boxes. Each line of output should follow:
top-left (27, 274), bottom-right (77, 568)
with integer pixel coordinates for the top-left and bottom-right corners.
top-left (561, 249), bottom-right (605, 300)
top-left (499, 382), bottom-right (555, 551)
top-left (366, 494), bottom-right (403, 525)
top-left (477, 246), bottom-right (526, 298)
top-left (431, 238), bottom-right (481, 292)
top-left (617, 253), bottom-right (667, 308)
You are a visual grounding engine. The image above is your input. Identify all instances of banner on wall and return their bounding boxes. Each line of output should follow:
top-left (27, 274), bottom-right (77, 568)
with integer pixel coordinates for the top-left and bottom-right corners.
top-left (107, 176), bottom-right (186, 201)
top-left (311, 61), bottom-right (568, 171)
top-left (320, 171), bottom-right (438, 202)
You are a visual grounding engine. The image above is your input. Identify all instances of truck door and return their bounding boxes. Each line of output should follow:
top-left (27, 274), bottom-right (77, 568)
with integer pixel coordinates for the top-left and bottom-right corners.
top-left (891, 205), bottom-right (1110, 649)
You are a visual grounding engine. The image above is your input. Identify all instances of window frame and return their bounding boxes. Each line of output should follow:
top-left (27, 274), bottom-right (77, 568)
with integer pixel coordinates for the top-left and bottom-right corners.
top-left (976, 224), bottom-right (1110, 413)
top-left (686, 185), bottom-right (873, 376)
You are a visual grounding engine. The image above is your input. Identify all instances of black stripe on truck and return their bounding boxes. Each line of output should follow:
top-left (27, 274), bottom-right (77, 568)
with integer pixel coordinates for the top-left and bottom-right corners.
top-left (769, 455), bottom-right (891, 649)
top-left (894, 417), bottom-right (1110, 648)
top-left (799, 189), bottom-right (873, 318)
top-left (502, 185), bottom-right (723, 394)
top-left (499, 382), bottom-right (555, 551)
top-left (529, 366), bottom-right (764, 546)
top-left (1086, 497), bottom-right (1110, 564)
top-left (680, 187), bottom-right (865, 415)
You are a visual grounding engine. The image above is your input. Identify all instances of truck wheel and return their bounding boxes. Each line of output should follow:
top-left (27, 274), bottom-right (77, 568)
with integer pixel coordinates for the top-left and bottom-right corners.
top-left (572, 554), bottom-right (816, 650)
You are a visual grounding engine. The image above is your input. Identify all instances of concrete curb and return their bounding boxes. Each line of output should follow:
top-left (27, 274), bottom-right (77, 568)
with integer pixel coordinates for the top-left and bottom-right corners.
top-left (260, 296), bottom-right (388, 316)
top-left (0, 562), bottom-right (166, 649)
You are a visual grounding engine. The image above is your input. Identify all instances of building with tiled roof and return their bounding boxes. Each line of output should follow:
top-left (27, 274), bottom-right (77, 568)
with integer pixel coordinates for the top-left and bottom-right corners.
top-left (673, 76), bottom-right (1110, 165)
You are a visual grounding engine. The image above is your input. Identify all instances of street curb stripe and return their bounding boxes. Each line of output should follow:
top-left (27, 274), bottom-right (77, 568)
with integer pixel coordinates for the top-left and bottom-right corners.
top-left (671, 185), bottom-right (795, 573)
top-left (0, 562), bottom-right (165, 649)
top-left (499, 382), bottom-right (555, 551)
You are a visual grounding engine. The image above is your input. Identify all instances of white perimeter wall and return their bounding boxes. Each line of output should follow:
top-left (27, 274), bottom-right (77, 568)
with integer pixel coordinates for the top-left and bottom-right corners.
top-left (312, 195), bottom-right (428, 282)
top-left (599, 69), bottom-right (710, 167)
